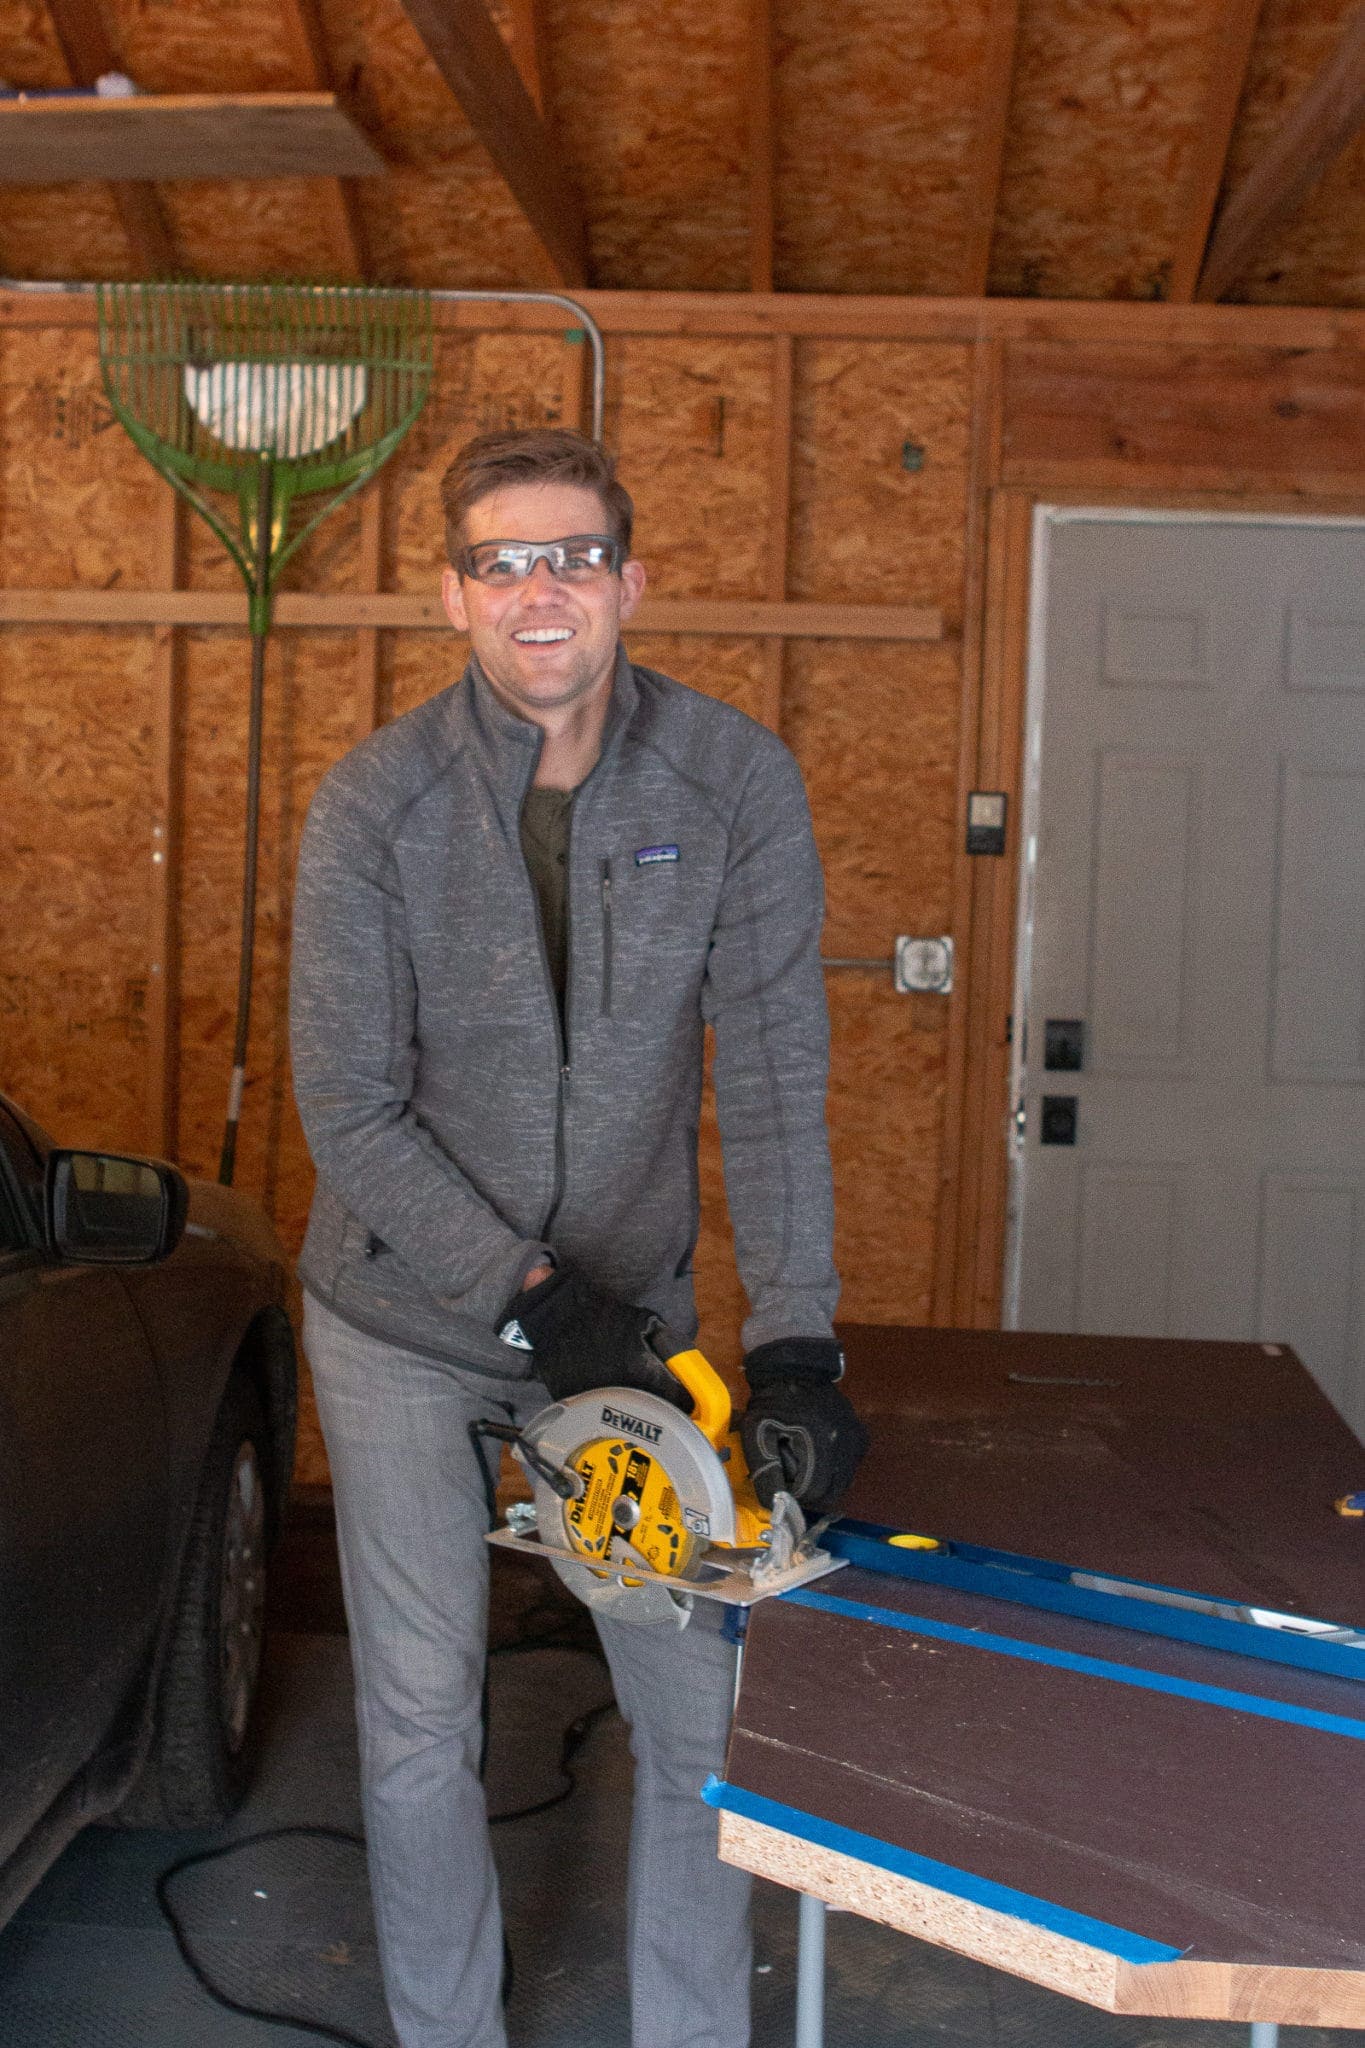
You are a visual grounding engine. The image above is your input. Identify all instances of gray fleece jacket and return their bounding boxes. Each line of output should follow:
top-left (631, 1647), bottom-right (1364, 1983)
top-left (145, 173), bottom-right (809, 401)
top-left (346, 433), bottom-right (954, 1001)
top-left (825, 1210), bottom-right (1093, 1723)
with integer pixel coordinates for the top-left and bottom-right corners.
top-left (289, 646), bottom-right (839, 1378)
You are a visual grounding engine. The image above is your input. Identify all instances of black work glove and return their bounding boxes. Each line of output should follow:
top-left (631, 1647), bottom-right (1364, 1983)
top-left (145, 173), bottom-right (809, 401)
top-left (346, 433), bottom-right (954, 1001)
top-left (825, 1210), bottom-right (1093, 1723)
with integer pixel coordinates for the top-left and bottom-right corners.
top-left (740, 1337), bottom-right (869, 1517)
top-left (500, 1262), bottom-right (690, 1411)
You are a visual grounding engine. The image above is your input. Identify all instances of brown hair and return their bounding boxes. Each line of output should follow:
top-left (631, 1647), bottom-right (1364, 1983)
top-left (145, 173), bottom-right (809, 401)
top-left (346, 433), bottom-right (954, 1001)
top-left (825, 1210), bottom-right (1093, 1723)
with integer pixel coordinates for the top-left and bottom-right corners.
top-left (439, 427), bottom-right (634, 563)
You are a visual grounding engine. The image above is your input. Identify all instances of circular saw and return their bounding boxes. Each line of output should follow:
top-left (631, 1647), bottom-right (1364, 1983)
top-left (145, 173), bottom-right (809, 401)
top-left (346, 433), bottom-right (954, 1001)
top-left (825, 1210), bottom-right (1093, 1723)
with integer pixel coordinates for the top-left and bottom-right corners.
top-left (485, 1343), bottom-right (846, 1626)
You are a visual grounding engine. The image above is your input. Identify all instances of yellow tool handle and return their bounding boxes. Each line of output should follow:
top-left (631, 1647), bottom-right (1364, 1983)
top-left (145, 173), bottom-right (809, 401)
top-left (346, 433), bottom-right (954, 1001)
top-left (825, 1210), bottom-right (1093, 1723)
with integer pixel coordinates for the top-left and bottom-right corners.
top-left (662, 1346), bottom-right (732, 1449)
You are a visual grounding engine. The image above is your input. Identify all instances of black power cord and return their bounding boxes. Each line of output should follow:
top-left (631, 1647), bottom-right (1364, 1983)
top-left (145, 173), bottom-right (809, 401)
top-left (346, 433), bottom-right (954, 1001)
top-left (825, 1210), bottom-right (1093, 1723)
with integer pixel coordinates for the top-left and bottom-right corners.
top-left (155, 1445), bottom-right (615, 2047)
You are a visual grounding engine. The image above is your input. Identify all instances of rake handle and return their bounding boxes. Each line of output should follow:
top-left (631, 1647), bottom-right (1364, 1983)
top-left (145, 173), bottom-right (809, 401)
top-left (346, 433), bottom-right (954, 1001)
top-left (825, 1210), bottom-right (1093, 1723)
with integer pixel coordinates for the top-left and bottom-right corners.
top-left (218, 453), bottom-right (273, 1185)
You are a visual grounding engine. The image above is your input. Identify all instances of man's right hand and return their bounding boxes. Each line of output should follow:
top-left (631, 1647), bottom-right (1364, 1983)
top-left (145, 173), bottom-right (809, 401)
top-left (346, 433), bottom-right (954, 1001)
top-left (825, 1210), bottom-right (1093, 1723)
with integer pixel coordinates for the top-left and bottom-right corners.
top-left (500, 1262), bottom-right (692, 1411)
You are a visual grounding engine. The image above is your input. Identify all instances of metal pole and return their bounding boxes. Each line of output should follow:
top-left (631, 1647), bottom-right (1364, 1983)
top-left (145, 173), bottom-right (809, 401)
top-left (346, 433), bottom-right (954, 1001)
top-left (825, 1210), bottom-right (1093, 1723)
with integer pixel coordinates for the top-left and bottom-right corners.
top-left (1249, 2026), bottom-right (1279, 2048)
top-left (218, 451), bottom-right (273, 1185)
top-left (794, 1892), bottom-right (826, 2048)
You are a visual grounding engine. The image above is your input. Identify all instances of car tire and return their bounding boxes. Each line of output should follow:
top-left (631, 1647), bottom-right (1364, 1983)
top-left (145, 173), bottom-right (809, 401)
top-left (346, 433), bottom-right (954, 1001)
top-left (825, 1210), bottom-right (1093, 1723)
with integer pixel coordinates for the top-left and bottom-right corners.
top-left (117, 1372), bottom-right (271, 1829)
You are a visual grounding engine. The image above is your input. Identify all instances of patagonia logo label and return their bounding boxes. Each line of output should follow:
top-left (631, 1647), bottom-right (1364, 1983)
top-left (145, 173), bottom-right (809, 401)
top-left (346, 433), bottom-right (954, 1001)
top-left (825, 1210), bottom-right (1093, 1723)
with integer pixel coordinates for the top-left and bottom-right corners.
top-left (635, 844), bottom-right (680, 867)
top-left (601, 1404), bottom-right (664, 1444)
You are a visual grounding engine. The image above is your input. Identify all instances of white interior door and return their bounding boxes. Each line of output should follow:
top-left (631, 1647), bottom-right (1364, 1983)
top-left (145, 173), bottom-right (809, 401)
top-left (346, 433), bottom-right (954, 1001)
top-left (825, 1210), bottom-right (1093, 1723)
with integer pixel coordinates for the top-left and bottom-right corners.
top-left (1006, 510), bottom-right (1365, 1442)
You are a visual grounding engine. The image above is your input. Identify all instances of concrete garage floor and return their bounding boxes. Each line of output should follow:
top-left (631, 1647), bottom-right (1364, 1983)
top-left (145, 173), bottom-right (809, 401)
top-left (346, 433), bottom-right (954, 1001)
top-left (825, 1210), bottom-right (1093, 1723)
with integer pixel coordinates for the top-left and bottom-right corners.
top-left (0, 1501), bottom-right (1354, 2048)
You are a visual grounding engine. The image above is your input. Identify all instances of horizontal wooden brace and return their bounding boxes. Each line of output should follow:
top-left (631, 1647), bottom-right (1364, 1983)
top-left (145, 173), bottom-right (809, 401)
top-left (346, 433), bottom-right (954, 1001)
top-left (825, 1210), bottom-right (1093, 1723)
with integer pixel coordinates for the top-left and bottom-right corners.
top-left (0, 588), bottom-right (944, 642)
top-left (5, 288), bottom-right (1365, 351)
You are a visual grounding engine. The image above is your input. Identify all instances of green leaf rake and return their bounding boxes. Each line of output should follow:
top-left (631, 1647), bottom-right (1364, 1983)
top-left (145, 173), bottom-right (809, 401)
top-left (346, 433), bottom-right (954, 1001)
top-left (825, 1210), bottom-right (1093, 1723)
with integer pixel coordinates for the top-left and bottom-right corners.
top-left (98, 281), bottom-right (433, 1183)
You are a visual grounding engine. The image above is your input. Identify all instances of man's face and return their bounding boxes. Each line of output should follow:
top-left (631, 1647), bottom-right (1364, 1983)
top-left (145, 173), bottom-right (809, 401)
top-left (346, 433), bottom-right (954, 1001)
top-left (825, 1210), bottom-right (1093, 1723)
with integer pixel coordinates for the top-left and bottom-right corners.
top-left (441, 481), bottom-right (645, 722)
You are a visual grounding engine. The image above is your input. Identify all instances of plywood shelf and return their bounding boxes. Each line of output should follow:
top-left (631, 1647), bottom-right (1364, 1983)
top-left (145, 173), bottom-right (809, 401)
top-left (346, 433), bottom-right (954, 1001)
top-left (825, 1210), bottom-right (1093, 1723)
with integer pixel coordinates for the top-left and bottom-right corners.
top-left (0, 93), bottom-right (387, 184)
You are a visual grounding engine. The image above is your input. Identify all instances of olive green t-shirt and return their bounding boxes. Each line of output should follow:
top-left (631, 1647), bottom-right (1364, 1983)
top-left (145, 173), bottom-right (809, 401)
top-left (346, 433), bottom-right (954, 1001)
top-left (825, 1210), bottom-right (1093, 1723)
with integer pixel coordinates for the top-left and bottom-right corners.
top-left (520, 786), bottom-right (575, 1017)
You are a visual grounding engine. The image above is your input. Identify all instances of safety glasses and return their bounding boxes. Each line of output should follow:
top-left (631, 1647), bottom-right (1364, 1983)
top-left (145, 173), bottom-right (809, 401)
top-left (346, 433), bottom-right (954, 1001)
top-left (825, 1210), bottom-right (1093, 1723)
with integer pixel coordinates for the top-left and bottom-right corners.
top-left (459, 534), bottom-right (623, 584)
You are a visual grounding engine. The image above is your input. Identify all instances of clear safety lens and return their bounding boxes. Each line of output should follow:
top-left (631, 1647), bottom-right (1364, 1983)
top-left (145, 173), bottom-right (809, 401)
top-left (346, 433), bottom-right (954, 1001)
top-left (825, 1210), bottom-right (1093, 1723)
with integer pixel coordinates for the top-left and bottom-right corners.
top-left (464, 535), bottom-right (621, 584)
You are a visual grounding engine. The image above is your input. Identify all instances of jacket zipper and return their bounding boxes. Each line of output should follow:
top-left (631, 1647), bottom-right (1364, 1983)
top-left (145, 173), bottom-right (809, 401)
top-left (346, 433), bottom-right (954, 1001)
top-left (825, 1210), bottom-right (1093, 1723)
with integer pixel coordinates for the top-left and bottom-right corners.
top-left (600, 860), bottom-right (613, 1017)
top-left (541, 804), bottom-right (572, 1238)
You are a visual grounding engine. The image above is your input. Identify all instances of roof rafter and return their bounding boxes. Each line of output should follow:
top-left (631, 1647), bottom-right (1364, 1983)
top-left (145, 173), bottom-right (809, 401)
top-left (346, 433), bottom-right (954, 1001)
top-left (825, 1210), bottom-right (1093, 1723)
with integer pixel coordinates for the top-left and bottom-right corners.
top-left (275, 0), bottom-right (372, 280)
top-left (748, 0), bottom-right (776, 293)
top-left (1197, 0), bottom-right (1365, 302)
top-left (958, 0), bottom-right (1019, 295)
top-left (397, 0), bottom-right (588, 287)
top-left (1166, 0), bottom-right (1266, 301)
top-left (44, 0), bottom-right (177, 276)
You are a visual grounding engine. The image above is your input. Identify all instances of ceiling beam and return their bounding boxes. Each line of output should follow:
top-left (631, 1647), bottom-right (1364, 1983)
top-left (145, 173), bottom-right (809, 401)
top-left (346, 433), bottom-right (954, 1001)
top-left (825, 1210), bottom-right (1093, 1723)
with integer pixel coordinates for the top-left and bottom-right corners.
top-left (958, 0), bottom-right (1019, 295)
top-left (748, 0), bottom-right (776, 293)
top-left (44, 0), bottom-right (178, 275)
top-left (396, 0), bottom-right (588, 287)
top-left (1196, 0), bottom-right (1365, 302)
top-left (1167, 0), bottom-right (1266, 301)
top-left (276, 0), bottom-right (373, 280)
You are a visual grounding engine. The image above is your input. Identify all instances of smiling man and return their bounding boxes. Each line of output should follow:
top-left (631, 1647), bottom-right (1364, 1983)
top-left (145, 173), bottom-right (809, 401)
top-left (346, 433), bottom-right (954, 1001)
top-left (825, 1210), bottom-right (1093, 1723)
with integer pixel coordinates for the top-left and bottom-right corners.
top-left (290, 428), bottom-right (866, 2048)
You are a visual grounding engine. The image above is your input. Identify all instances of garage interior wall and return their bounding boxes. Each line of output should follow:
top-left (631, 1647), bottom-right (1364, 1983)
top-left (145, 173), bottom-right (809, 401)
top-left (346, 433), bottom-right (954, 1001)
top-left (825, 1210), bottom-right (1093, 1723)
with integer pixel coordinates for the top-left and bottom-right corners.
top-left (2, 289), bottom-right (1363, 1482)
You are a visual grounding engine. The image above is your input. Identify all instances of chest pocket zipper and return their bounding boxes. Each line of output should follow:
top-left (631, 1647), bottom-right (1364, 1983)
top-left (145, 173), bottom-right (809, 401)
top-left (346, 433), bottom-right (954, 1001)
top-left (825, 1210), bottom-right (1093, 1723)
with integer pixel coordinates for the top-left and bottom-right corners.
top-left (601, 861), bottom-right (613, 1017)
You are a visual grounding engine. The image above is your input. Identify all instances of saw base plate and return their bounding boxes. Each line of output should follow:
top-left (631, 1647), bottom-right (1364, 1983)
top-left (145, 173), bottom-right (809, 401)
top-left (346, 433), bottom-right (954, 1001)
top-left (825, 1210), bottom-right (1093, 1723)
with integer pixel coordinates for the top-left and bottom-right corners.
top-left (488, 1523), bottom-right (848, 1607)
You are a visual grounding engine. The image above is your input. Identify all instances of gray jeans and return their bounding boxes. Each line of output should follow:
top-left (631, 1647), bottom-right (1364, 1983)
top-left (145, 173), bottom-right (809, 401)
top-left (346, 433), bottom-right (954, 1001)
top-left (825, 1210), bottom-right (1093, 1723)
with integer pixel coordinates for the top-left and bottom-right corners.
top-left (303, 1293), bottom-right (752, 2048)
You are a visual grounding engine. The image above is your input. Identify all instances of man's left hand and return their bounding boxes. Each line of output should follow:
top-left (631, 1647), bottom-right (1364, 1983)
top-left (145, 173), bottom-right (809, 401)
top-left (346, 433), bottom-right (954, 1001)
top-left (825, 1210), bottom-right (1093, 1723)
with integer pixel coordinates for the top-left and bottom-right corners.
top-left (740, 1338), bottom-right (869, 1517)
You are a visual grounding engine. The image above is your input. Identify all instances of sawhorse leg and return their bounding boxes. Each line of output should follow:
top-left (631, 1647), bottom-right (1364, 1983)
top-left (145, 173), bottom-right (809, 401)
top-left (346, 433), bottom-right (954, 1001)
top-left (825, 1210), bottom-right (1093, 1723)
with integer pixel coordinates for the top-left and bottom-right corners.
top-left (1249, 2027), bottom-right (1278, 2047)
top-left (795, 1893), bottom-right (825, 2048)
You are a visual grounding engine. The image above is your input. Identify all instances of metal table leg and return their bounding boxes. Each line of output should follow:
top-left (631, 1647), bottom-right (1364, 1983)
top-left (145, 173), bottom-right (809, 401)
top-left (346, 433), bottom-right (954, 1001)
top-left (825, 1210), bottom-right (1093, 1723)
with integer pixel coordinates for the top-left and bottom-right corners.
top-left (795, 1893), bottom-right (826, 2048)
top-left (1249, 2027), bottom-right (1279, 2048)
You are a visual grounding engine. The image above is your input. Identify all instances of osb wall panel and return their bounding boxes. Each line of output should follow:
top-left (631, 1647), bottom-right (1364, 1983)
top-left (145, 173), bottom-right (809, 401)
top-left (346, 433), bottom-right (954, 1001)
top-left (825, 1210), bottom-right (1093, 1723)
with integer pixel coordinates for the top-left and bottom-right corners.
top-left (0, 185), bottom-right (135, 285)
top-left (317, 0), bottom-right (554, 289)
top-left (0, 326), bottom-right (164, 585)
top-left (773, 0), bottom-right (989, 297)
top-left (390, 330), bottom-right (577, 591)
top-left (1219, 0), bottom-right (1365, 306)
top-left (788, 640), bottom-right (961, 1326)
top-left (0, 311), bottom-right (976, 1468)
top-left (988, 0), bottom-right (1221, 301)
top-left (0, 326), bottom-right (160, 1142)
top-left (611, 338), bottom-right (776, 598)
top-left (790, 342), bottom-right (973, 618)
top-left (542, 0), bottom-right (749, 291)
top-left (0, 629), bottom-right (151, 1152)
top-left (174, 628), bottom-right (357, 1485)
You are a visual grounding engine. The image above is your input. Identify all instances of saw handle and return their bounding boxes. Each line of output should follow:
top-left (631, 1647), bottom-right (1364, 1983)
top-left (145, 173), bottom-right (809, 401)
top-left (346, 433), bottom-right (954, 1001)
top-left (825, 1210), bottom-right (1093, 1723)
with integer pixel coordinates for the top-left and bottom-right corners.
top-left (660, 1345), bottom-right (732, 1449)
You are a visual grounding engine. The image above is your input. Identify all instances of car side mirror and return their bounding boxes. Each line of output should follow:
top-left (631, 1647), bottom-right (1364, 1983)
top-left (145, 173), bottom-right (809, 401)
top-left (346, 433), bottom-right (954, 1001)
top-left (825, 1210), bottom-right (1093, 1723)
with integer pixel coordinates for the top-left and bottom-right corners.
top-left (45, 1150), bottom-right (189, 1265)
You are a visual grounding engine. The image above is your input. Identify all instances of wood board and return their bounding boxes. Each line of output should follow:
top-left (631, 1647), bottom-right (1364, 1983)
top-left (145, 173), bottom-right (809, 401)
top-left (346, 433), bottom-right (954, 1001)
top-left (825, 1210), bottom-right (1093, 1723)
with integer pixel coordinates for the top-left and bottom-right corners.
top-left (0, 94), bottom-right (387, 185)
top-left (718, 1323), bottom-right (1365, 2022)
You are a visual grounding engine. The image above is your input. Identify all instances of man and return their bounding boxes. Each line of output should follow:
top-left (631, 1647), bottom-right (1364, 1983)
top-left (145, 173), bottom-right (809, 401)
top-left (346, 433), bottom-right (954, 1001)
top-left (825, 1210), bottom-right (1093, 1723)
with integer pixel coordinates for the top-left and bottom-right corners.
top-left (290, 427), bottom-right (867, 2048)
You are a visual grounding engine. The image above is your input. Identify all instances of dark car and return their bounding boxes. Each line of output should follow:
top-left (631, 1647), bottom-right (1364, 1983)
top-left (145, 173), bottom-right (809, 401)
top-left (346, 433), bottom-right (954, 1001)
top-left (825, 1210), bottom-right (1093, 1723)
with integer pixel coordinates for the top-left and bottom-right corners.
top-left (0, 1092), bottom-right (297, 1928)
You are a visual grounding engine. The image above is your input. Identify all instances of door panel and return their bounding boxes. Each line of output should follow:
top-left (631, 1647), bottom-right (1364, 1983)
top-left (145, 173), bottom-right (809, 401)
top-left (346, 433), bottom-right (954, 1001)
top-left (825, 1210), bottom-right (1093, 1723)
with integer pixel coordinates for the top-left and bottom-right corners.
top-left (1010, 515), bottom-right (1365, 1441)
top-left (0, 1259), bottom-right (169, 1860)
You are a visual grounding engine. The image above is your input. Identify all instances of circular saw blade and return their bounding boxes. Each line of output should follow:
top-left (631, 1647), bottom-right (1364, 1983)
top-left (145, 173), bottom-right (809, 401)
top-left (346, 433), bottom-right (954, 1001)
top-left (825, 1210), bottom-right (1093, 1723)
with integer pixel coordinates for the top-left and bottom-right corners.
top-left (521, 1388), bottom-right (738, 1622)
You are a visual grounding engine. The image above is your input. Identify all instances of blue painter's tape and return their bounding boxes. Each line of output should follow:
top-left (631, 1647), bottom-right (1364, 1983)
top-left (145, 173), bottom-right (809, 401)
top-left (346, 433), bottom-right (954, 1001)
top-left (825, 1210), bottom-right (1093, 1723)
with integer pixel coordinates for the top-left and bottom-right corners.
top-left (823, 1521), bottom-right (1365, 1687)
top-left (701, 1776), bottom-right (1182, 1965)
top-left (783, 1586), bottom-right (1365, 1743)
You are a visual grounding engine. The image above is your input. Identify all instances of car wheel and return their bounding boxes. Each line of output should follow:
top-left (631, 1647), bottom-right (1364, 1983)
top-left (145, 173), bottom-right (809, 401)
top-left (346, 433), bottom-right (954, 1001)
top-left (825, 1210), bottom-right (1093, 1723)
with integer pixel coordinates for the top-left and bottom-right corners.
top-left (117, 1372), bottom-right (271, 1829)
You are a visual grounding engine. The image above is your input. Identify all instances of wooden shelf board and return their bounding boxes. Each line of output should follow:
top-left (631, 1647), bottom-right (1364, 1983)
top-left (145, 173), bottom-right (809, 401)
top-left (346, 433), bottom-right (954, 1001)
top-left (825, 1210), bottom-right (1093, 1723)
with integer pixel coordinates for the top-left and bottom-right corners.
top-left (0, 93), bottom-right (386, 185)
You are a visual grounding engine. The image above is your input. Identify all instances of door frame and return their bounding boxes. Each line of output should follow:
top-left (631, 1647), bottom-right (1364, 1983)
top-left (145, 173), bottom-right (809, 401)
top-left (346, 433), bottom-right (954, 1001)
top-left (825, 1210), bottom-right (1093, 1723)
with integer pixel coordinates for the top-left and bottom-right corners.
top-left (935, 485), bottom-right (1365, 1332)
